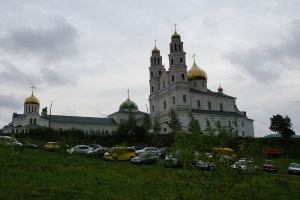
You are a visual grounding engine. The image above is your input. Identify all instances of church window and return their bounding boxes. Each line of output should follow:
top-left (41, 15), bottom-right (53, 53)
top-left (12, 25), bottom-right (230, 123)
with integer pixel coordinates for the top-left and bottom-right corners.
top-left (183, 95), bottom-right (187, 103)
top-left (172, 75), bottom-right (174, 82)
top-left (151, 86), bottom-right (154, 93)
top-left (173, 96), bottom-right (175, 105)
top-left (154, 58), bottom-right (157, 64)
top-left (152, 105), bottom-right (154, 112)
top-left (194, 82), bottom-right (197, 87)
top-left (181, 73), bottom-right (185, 80)
top-left (164, 101), bottom-right (166, 109)
top-left (179, 44), bottom-right (181, 51)
top-left (174, 44), bottom-right (177, 51)
top-left (170, 45), bottom-right (173, 52)
top-left (171, 59), bottom-right (174, 65)
top-left (197, 100), bottom-right (201, 109)
top-left (242, 131), bottom-right (245, 136)
top-left (208, 101), bottom-right (212, 110)
top-left (220, 103), bottom-right (223, 111)
top-left (34, 119), bottom-right (36, 124)
top-left (242, 121), bottom-right (244, 127)
top-left (159, 70), bottom-right (161, 75)
top-left (164, 128), bottom-right (167, 132)
top-left (158, 58), bottom-right (160, 64)
top-left (180, 57), bottom-right (183, 63)
top-left (30, 118), bottom-right (32, 124)
top-left (151, 71), bottom-right (153, 77)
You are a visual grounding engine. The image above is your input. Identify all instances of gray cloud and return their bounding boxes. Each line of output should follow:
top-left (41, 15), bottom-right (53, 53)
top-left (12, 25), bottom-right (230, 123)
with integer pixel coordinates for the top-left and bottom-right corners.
top-left (0, 93), bottom-right (23, 110)
top-left (227, 20), bottom-right (300, 83)
top-left (0, 60), bottom-right (76, 87)
top-left (0, 20), bottom-right (78, 61)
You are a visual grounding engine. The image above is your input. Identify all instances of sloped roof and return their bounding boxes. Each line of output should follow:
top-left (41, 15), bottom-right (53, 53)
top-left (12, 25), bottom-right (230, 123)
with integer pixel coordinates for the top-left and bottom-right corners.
top-left (189, 87), bottom-right (235, 98)
top-left (46, 115), bottom-right (117, 125)
top-left (192, 109), bottom-right (247, 118)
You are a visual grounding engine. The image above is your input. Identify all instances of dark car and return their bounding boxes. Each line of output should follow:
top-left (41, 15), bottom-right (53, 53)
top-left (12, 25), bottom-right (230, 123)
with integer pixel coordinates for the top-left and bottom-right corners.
top-left (131, 152), bottom-right (159, 165)
top-left (19, 141), bottom-right (37, 149)
top-left (263, 160), bottom-right (277, 172)
top-left (86, 147), bottom-right (109, 158)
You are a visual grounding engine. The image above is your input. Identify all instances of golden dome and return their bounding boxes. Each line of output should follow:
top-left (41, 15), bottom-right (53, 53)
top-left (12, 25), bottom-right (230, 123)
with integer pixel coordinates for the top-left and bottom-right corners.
top-left (187, 61), bottom-right (207, 80)
top-left (171, 31), bottom-right (181, 39)
top-left (152, 46), bottom-right (160, 53)
top-left (24, 92), bottom-right (40, 105)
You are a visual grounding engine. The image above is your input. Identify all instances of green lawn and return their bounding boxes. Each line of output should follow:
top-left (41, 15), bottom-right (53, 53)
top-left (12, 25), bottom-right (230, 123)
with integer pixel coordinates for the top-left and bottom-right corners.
top-left (0, 147), bottom-right (300, 200)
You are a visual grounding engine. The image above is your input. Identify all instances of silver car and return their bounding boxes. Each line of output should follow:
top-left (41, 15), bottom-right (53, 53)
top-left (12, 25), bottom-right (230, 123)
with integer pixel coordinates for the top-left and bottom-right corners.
top-left (288, 163), bottom-right (300, 175)
top-left (67, 145), bottom-right (92, 155)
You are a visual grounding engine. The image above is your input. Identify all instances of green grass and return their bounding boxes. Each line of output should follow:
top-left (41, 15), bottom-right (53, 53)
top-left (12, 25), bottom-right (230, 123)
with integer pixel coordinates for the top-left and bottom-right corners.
top-left (0, 148), bottom-right (300, 200)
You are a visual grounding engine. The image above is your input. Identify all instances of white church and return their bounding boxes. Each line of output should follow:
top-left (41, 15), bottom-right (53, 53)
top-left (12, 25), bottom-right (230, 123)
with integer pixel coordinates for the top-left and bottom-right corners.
top-left (1, 28), bottom-right (254, 137)
top-left (148, 28), bottom-right (254, 137)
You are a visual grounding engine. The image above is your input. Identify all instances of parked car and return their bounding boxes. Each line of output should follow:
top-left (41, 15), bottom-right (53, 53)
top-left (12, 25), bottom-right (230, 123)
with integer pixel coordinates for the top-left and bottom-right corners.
top-left (103, 147), bottom-right (136, 161)
top-left (231, 159), bottom-right (258, 173)
top-left (86, 147), bottom-right (109, 158)
top-left (163, 151), bottom-right (183, 168)
top-left (0, 136), bottom-right (22, 146)
top-left (45, 142), bottom-right (60, 151)
top-left (263, 160), bottom-right (277, 172)
top-left (136, 147), bottom-right (160, 156)
top-left (19, 140), bottom-right (37, 149)
top-left (132, 146), bottom-right (147, 151)
top-left (131, 152), bottom-right (159, 165)
top-left (67, 145), bottom-right (92, 155)
top-left (87, 144), bottom-right (102, 150)
top-left (288, 163), bottom-right (300, 175)
top-left (195, 153), bottom-right (215, 170)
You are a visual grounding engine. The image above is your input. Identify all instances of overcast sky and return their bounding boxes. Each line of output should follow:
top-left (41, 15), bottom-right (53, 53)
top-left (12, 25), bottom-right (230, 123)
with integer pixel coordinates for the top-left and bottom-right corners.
top-left (0, 0), bottom-right (299, 137)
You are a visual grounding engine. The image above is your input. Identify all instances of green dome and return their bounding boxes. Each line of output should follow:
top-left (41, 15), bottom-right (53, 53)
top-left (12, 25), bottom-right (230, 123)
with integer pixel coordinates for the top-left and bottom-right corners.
top-left (119, 98), bottom-right (139, 112)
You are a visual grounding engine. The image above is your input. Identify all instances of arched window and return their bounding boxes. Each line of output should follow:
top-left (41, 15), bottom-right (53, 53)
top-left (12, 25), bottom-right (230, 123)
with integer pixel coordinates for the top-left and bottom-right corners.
top-left (171, 59), bottom-right (174, 65)
top-left (179, 44), bottom-right (181, 51)
top-left (30, 118), bottom-right (32, 124)
top-left (174, 44), bottom-right (177, 51)
top-left (157, 58), bottom-right (160, 64)
top-left (180, 58), bottom-right (183, 64)
top-left (154, 58), bottom-right (157, 65)
top-left (34, 119), bottom-right (37, 124)
top-left (151, 86), bottom-right (154, 92)
top-left (181, 73), bottom-right (185, 80)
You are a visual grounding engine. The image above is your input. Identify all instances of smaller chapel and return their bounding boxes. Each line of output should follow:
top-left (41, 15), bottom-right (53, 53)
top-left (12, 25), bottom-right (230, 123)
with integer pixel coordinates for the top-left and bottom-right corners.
top-left (2, 89), bottom-right (146, 135)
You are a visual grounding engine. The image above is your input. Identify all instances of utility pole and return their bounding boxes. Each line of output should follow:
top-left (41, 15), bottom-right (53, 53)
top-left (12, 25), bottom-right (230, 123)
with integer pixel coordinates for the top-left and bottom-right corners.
top-left (49, 101), bottom-right (53, 135)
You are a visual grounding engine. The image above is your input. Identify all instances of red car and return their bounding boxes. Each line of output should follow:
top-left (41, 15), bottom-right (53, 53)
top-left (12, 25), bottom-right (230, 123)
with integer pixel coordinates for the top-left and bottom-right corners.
top-left (263, 160), bottom-right (277, 172)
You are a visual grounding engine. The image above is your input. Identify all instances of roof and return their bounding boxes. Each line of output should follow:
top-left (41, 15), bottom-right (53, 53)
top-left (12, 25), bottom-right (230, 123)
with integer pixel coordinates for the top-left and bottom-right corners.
top-left (191, 109), bottom-right (247, 118)
top-left (189, 87), bottom-right (235, 98)
top-left (46, 115), bottom-right (118, 125)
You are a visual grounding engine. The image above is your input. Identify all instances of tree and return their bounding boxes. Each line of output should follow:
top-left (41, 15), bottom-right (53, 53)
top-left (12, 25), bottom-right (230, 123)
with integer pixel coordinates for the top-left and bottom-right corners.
top-left (168, 109), bottom-right (182, 133)
top-left (188, 113), bottom-right (201, 134)
top-left (172, 121), bottom-right (264, 199)
top-left (269, 114), bottom-right (295, 138)
top-left (152, 117), bottom-right (161, 135)
top-left (142, 114), bottom-right (152, 134)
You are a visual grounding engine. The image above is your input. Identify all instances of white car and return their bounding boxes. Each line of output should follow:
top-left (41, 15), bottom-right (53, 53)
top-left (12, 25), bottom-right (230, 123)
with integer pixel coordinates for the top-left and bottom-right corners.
top-left (67, 145), bottom-right (92, 155)
top-left (136, 147), bottom-right (160, 155)
top-left (288, 163), bottom-right (300, 175)
top-left (231, 159), bottom-right (257, 172)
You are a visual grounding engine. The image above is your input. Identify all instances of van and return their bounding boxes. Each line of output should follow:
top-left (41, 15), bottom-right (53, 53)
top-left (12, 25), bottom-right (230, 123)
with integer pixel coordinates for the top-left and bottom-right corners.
top-left (103, 147), bottom-right (136, 161)
top-left (0, 136), bottom-right (22, 146)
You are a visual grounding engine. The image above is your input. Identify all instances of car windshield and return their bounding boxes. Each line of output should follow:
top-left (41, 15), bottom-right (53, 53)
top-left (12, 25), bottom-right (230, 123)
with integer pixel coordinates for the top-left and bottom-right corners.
top-left (290, 163), bottom-right (300, 168)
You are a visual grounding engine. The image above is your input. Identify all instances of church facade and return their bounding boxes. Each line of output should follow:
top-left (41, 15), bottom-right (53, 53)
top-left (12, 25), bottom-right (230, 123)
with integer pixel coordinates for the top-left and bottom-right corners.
top-left (2, 91), bottom-right (145, 135)
top-left (148, 29), bottom-right (254, 137)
